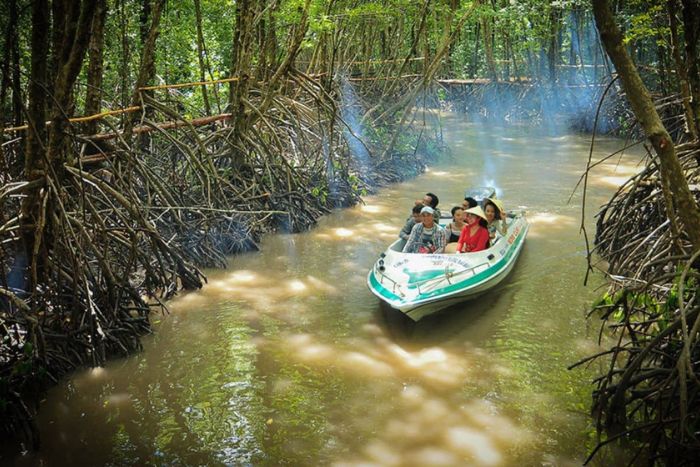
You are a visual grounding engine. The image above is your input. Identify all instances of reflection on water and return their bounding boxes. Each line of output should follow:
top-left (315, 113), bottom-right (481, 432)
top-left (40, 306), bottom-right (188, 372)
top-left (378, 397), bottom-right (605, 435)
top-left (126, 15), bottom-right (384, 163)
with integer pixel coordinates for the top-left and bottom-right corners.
top-left (16, 117), bottom-right (642, 466)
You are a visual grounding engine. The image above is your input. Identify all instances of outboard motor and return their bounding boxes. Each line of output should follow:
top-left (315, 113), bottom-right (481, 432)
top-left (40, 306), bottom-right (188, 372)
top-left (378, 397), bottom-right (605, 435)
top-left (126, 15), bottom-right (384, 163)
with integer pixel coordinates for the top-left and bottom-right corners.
top-left (464, 186), bottom-right (496, 208)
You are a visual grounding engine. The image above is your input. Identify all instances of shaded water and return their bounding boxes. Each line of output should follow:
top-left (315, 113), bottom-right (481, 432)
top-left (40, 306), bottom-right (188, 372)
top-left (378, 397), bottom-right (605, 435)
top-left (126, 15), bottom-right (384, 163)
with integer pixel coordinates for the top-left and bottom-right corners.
top-left (17, 116), bottom-right (643, 466)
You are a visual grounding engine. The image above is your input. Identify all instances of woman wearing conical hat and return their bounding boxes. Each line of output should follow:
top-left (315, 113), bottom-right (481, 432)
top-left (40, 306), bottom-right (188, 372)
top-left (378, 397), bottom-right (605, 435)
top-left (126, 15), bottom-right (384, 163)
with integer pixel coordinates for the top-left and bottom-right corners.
top-left (457, 206), bottom-right (490, 253)
top-left (484, 198), bottom-right (507, 239)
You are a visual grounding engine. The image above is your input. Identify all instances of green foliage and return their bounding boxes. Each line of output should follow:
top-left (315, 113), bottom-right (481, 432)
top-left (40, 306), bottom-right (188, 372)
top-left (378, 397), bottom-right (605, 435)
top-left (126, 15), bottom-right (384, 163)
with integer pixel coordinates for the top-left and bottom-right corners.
top-left (311, 185), bottom-right (328, 204)
top-left (623, 4), bottom-right (669, 47)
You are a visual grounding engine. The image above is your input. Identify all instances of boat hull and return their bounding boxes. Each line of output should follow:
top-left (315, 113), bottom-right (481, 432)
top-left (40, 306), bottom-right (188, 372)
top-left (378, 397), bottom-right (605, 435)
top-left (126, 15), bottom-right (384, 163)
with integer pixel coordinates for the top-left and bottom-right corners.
top-left (367, 213), bottom-right (528, 321)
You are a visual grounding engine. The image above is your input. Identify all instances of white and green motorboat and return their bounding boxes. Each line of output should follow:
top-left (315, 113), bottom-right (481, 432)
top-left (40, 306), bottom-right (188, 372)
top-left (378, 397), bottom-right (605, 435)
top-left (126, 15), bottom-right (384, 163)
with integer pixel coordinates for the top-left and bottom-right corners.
top-left (367, 210), bottom-right (529, 321)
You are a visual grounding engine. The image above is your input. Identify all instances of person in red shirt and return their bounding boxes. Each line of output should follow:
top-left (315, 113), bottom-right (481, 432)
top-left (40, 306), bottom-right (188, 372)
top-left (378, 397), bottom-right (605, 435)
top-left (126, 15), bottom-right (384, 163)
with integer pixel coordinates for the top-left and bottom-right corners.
top-left (457, 206), bottom-right (490, 253)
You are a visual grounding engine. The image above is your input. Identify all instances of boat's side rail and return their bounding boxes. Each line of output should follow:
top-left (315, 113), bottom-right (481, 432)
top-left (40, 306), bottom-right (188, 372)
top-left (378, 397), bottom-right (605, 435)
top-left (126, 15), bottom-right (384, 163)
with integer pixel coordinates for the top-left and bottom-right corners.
top-left (412, 260), bottom-right (491, 294)
top-left (373, 267), bottom-right (406, 297)
top-left (374, 257), bottom-right (492, 297)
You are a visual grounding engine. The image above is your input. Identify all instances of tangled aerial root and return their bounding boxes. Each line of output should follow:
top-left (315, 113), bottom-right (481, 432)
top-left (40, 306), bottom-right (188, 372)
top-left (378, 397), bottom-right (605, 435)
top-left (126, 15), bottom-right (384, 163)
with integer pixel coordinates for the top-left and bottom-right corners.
top-left (573, 140), bottom-right (700, 464)
top-left (0, 75), bottom-right (446, 448)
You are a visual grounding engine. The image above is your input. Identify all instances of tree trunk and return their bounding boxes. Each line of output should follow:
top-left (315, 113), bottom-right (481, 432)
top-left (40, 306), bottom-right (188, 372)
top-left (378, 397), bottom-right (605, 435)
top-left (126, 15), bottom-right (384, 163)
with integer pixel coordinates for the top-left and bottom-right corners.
top-left (119, 0), bottom-right (131, 108)
top-left (385, 0), bottom-right (429, 96)
top-left (47, 0), bottom-right (98, 168)
top-left (1, 0), bottom-right (15, 123)
top-left (84, 0), bottom-right (108, 136)
top-left (471, 23), bottom-right (480, 78)
top-left (680, 0), bottom-right (700, 137)
top-left (126, 0), bottom-right (165, 135)
top-left (593, 0), bottom-right (700, 252)
top-left (229, 0), bottom-right (254, 133)
top-left (265, 3), bottom-right (279, 75)
top-left (140, 0), bottom-right (152, 45)
top-left (194, 0), bottom-right (211, 115)
top-left (548, 7), bottom-right (561, 82)
top-left (1, 0), bottom-right (23, 128)
top-left (132, 0), bottom-right (161, 121)
top-left (20, 0), bottom-right (50, 299)
top-left (503, 29), bottom-right (511, 80)
top-left (24, 0), bottom-right (50, 186)
top-left (446, 0), bottom-right (460, 73)
top-left (479, 1), bottom-right (498, 81)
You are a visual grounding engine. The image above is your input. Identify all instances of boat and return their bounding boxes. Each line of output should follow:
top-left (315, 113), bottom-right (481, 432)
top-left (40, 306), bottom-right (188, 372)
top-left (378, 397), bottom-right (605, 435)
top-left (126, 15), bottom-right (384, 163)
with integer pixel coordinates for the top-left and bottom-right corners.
top-left (366, 200), bottom-right (529, 321)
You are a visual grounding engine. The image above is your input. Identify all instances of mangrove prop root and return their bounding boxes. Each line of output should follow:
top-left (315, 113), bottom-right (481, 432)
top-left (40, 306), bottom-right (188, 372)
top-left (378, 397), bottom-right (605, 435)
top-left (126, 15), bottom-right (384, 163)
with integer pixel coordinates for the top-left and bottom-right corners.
top-left (576, 130), bottom-right (700, 463)
top-left (0, 75), bottom-right (446, 448)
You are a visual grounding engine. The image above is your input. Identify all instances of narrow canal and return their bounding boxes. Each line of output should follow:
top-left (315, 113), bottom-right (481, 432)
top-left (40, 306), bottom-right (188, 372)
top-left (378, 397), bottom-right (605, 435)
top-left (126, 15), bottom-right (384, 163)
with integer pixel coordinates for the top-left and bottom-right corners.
top-left (20, 115), bottom-right (642, 466)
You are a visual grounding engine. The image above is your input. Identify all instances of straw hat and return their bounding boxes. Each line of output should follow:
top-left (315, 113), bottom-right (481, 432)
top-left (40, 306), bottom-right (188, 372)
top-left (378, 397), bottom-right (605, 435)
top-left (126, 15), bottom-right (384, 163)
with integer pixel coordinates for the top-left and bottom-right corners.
top-left (464, 205), bottom-right (487, 220)
top-left (486, 197), bottom-right (505, 213)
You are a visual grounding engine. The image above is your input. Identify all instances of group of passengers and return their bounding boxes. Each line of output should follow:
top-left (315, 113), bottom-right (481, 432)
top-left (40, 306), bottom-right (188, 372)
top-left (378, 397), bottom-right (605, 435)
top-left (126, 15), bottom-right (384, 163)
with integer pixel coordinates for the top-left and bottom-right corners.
top-left (401, 192), bottom-right (508, 255)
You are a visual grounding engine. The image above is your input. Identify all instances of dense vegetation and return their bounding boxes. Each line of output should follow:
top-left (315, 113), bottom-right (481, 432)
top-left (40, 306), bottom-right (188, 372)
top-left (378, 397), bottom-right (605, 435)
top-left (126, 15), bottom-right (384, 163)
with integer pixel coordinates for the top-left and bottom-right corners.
top-left (1, 0), bottom-right (699, 464)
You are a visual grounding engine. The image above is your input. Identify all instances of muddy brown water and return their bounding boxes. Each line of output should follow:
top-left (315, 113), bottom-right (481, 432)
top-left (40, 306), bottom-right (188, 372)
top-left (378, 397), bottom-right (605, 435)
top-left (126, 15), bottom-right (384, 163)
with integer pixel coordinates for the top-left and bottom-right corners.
top-left (14, 115), bottom-right (643, 466)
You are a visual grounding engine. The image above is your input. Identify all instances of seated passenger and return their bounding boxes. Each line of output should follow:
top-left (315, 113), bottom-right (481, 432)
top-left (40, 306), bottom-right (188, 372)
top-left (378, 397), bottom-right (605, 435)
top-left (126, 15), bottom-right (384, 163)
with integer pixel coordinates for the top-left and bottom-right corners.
top-left (444, 206), bottom-right (465, 243)
top-left (402, 206), bottom-right (447, 254)
top-left (416, 192), bottom-right (442, 223)
top-left (457, 206), bottom-right (490, 253)
top-left (484, 198), bottom-right (507, 240)
top-left (462, 196), bottom-right (477, 210)
top-left (399, 205), bottom-right (423, 240)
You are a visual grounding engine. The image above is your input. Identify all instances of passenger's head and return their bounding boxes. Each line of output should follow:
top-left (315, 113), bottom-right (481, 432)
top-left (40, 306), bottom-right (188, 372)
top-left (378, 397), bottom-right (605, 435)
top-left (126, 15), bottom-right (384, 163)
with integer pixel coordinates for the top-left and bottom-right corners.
top-left (420, 206), bottom-right (435, 227)
top-left (464, 206), bottom-right (488, 228)
top-left (462, 197), bottom-right (477, 209)
top-left (411, 204), bottom-right (423, 222)
top-left (424, 193), bottom-right (439, 208)
top-left (451, 206), bottom-right (464, 223)
top-left (484, 201), bottom-right (501, 223)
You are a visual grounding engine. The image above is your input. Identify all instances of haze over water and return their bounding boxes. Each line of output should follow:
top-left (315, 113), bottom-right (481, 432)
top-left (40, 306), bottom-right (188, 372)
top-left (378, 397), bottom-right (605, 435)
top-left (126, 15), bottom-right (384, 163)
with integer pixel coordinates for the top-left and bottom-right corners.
top-left (17, 114), bottom-right (642, 466)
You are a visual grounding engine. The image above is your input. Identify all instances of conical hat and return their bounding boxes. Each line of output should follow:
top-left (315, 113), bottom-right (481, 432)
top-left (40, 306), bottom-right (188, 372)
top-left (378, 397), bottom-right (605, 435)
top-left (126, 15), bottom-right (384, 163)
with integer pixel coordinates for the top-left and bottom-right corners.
top-left (486, 197), bottom-right (505, 213)
top-left (464, 205), bottom-right (487, 221)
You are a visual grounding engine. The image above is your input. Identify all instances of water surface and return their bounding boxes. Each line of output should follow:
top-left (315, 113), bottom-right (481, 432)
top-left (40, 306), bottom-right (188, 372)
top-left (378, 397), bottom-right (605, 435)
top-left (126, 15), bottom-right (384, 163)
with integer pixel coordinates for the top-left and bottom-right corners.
top-left (18, 116), bottom-right (642, 466)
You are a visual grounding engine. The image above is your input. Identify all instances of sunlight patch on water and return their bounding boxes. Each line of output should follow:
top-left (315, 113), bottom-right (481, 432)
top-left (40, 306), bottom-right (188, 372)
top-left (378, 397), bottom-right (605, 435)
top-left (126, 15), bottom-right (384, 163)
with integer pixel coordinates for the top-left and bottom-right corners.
top-left (170, 271), bottom-right (341, 319)
top-left (283, 332), bottom-right (470, 389)
top-left (528, 212), bottom-right (576, 226)
top-left (305, 275), bottom-right (339, 294)
top-left (424, 170), bottom-right (472, 182)
top-left (596, 175), bottom-right (632, 187)
top-left (445, 427), bottom-right (501, 465)
top-left (371, 222), bottom-right (399, 233)
top-left (526, 212), bottom-right (578, 239)
top-left (89, 367), bottom-right (107, 379)
top-left (361, 204), bottom-right (384, 214)
top-left (227, 270), bottom-right (258, 283)
top-left (491, 150), bottom-right (516, 159)
top-left (528, 212), bottom-right (561, 224)
top-left (333, 387), bottom-right (533, 467)
top-left (286, 279), bottom-right (307, 293)
top-left (334, 228), bottom-right (354, 237)
top-left (171, 291), bottom-right (207, 310)
top-left (340, 351), bottom-right (396, 377)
